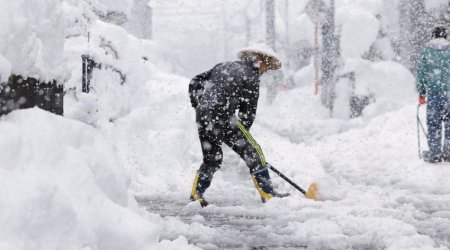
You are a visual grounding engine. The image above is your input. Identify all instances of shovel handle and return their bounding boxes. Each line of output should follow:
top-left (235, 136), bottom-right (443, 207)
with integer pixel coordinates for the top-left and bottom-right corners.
top-left (417, 104), bottom-right (429, 159)
top-left (417, 104), bottom-right (422, 159)
top-left (268, 165), bottom-right (307, 197)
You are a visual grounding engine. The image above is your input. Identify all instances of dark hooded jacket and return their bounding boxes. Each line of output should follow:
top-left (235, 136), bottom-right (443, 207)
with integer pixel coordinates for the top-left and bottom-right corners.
top-left (189, 60), bottom-right (260, 129)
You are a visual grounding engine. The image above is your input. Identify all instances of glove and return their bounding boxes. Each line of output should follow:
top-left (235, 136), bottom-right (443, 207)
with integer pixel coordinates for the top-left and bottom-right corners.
top-left (418, 96), bottom-right (426, 105)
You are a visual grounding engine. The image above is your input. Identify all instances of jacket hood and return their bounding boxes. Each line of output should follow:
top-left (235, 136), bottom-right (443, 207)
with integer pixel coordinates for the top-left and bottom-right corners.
top-left (426, 38), bottom-right (450, 50)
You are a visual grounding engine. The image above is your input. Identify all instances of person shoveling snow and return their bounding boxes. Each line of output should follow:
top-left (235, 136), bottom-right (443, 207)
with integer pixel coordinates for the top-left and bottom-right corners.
top-left (188, 44), bottom-right (317, 207)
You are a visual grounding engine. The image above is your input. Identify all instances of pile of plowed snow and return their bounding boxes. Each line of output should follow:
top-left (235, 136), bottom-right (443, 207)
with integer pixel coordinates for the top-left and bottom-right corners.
top-left (0, 108), bottom-right (198, 250)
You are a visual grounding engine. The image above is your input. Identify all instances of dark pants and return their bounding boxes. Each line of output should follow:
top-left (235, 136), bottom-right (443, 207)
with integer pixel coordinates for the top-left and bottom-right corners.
top-left (193, 110), bottom-right (269, 197)
top-left (427, 93), bottom-right (450, 159)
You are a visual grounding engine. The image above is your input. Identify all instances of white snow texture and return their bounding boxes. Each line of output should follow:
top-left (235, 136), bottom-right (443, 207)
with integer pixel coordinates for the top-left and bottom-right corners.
top-left (1, 0), bottom-right (450, 249)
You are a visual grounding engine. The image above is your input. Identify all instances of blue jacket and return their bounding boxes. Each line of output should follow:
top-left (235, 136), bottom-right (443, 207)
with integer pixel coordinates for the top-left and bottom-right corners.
top-left (416, 38), bottom-right (450, 96)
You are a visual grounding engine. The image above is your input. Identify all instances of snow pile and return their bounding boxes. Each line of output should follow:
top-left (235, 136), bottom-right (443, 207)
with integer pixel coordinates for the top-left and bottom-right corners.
top-left (0, 109), bottom-right (197, 250)
top-left (341, 60), bottom-right (416, 118)
top-left (288, 0), bottom-right (417, 122)
top-left (64, 19), bottom-right (162, 124)
top-left (109, 72), bottom-right (196, 200)
top-left (0, 0), bottom-right (143, 83)
top-left (303, 105), bottom-right (450, 248)
top-left (257, 63), bottom-right (414, 142)
top-left (312, 104), bottom-right (450, 195)
top-left (0, 0), bottom-right (68, 82)
top-left (60, 5), bottom-right (199, 200)
top-left (333, 0), bottom-right (417, 118)
top-left (337, 0), bottom-right (383, 60)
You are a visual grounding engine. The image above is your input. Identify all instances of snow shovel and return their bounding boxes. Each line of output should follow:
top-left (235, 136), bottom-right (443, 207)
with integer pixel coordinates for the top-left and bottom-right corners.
top-left (268, 164), bottom-right (318, 200)
top-left (416, 104), bottom-right (428, 159)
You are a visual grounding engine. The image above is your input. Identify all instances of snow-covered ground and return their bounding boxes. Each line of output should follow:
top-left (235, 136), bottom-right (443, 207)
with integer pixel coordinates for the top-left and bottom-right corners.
top-left (119, 85), bottom-right (450, 249)
top-left (0, 109), bottom-right (198, 250)
top-left (2, 0), bottom-right (450, 249)
top-left (3, 82), bottom-right (450, 249)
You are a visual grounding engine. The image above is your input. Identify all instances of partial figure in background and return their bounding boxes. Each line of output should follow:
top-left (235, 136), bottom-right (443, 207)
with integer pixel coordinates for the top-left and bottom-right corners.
top-left (416, 26), bottom-right (450, 163)
top-left (188, 44), bottom-right (288, 207)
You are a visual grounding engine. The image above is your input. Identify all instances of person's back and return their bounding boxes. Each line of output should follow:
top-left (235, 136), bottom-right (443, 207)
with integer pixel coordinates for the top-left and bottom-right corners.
top-left (197, 60), bottom-right (259, 118)
top-left (417, 38), bottom-right (450, 96)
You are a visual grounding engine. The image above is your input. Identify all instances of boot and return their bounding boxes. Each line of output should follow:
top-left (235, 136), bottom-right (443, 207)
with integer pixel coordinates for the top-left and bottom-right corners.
top-left (251, 167), bottom-right (290, 203)
top-left (189, 171), bottom-right (211, 207)
top-left (442, 149), bottom-right (450, 162)
top-left (423, 150), bottom-right (442, 163)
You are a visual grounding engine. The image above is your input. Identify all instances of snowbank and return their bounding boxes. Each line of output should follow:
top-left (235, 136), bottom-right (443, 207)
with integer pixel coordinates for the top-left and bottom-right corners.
top-left (338, 60), bottom-right (416, 118)
top-left (64, 19), bottom-right (163, 124)
top-left (0, 0), bottom-right (68, 82)
top-left (312, 104), bottom-right (450, 195)
top-left (0, 108), bottom-right (197, 250)
top-left (109, 72), bottom-right (196, 200)
top-left (0, 0), bottom-right (145, 83)
top-left (337, 0), bottom-right (382, 59)
top-left (290, 0), bottom-right (413, 121)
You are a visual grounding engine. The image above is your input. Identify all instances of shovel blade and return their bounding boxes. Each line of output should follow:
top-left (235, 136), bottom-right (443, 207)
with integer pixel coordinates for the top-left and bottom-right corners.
top-left (305, 182), bottom-right (319, 200)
